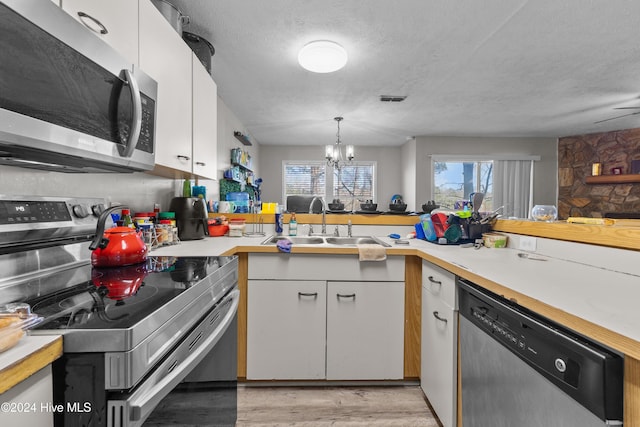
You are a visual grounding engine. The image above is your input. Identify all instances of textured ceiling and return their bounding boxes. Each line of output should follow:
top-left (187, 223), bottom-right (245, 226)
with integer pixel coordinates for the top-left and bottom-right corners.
top-left (169, 0), bottom-right (640, 146)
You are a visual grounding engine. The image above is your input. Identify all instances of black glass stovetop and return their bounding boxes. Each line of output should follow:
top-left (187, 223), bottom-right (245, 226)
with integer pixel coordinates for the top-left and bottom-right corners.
top-left (25, 256), bottom-right (234, 331)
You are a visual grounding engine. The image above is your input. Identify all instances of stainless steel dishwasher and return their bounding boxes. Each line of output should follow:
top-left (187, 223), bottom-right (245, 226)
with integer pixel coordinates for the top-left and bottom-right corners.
top-left (458, 279), bottom-right (623, 426)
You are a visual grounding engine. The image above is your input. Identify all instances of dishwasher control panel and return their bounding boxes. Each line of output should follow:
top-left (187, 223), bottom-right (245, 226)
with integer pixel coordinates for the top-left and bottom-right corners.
top-left (470, 306), bottom-right (527, 352)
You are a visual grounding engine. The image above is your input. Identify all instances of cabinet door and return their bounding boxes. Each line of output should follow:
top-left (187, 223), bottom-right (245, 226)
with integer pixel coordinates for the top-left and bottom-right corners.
top-left (139, 0), bottom-right (192, 172)
top-left (192, 55), bottom-right (217, 179)
top-left (61, 0), bottom-right (138, 66)
top-left (247, 280), bottom-right (326, 380)
top-left (421, 290), bottom-right (457, 427)
top-left (326, 281), bottom-right (404, 380)
top-left (0, 366), bottom-right (53, 426)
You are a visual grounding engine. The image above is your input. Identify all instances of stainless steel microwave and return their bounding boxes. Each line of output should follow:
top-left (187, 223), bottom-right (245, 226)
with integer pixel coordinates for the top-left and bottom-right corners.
top-left (0, 0), bottom-right (157, 173)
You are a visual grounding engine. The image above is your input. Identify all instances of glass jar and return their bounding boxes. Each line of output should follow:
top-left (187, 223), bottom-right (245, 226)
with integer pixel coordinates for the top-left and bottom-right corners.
top-left (155, 222), bottom-right (169, 245)
top-left (531, 205), bottom-right (558, 222)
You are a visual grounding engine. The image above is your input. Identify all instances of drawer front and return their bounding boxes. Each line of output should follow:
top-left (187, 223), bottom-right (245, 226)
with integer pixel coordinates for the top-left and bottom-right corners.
top-left (422, 260), bottom-right (456, 308)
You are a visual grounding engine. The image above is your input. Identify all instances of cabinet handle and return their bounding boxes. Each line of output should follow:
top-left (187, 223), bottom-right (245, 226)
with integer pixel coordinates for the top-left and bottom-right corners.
top-left (336, 293), bottom-right (356, 300)
top-left (298, 292), bottom-right (318, 298)
top-left (195, 161), bottom-right (206, 166)
top-left (177, 155), bottom-right (191, 161)
top-left (428, 276), bottom-right (442, 285)
top-left (77, 12), bottom-right (108, 35)
top-left (433, 311), bottom-right (448, 323)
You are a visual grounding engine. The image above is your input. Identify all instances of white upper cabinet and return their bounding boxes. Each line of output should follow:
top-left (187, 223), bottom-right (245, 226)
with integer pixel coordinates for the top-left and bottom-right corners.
top-left (192, 54), bottom-right (218, 180)
top-left (60, 0), bottom-right (220, 178)
top-left (139, 0), bottom-right (193, 172)
top-left (60, 0), bottom-right (139, 66)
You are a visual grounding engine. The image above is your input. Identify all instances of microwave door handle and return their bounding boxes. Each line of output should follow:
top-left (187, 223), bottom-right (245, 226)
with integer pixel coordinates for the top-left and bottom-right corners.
top-left (123, 289), bottom-right (240, 423)
top-left (119, 69), bottom-right (142, 158)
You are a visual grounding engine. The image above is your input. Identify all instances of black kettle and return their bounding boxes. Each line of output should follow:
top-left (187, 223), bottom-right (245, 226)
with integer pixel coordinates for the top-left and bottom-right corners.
top-left (169, 197), bottom-right (209, 240)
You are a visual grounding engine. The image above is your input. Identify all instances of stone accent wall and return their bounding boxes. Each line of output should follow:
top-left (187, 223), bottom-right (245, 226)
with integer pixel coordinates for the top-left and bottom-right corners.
top-left (558, 128), bottom-right (640, 219)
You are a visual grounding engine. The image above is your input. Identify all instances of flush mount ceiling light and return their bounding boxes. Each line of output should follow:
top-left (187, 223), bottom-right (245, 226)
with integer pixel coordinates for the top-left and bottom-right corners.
top-left (298, 40), bottom-right (348, 73)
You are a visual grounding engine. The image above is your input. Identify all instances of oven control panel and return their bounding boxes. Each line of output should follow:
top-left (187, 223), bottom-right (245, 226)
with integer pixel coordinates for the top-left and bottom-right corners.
top-left (0, 197), bottom-right (105, 225)
top-left (0, 200), bottom-right (72, 224)
top-left (0, 196), bottom-right (107, 252)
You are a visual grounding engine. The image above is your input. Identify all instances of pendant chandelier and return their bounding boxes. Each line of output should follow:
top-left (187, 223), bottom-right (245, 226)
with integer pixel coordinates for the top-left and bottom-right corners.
top-left (325, 117), bottom-right (354, 170)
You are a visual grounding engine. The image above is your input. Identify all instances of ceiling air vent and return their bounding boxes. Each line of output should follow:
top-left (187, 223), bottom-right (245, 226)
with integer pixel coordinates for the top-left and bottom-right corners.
top-left (379, 95), bottom-right (407, 102)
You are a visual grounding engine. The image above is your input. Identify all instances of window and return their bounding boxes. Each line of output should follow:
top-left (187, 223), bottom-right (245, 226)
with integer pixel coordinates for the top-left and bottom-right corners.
top-left (433, 160), bottom-right (494, 212)
top-left (283, 161), bottom-right (376, 212)
top-left (283, 161), bottom-right (326, 200)
top-left (432, 156), bottom-right (536, 217)
top-left (333, 162), bottom-right (376, 211)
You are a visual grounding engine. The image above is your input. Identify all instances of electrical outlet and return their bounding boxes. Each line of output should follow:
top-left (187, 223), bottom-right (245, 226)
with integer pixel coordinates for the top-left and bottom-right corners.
top-left (519, 236), bottom-right (537, 251)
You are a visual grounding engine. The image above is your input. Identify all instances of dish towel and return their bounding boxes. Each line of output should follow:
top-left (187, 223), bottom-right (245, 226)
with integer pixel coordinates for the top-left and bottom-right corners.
top-left (276, 240), bottom-right (292, 253)
top-left (357, 244), bottom-right (387, 261)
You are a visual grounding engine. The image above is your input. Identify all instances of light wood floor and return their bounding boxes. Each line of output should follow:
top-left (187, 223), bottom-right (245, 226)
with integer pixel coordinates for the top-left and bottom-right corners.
top-left (237, 385), bottom-right (440, 427)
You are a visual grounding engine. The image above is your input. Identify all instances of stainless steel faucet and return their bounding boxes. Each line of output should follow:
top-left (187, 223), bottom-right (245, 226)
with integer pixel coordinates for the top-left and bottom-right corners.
top-left (309, 196), bottom-right (327, 235)
top-left (347, 219), bottom-right (352, 237)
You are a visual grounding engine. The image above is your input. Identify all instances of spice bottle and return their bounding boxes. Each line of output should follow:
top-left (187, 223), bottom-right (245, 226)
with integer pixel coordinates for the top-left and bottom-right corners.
top-left (182, 179), bottom-right (192, 197)
top-left (121, 209), bottom-right (134, 228)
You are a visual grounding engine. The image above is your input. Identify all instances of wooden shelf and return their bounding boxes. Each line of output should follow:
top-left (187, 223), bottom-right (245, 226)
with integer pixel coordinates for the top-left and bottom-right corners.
top-left (585, 174), bottom-right (640, 184)
top-left (234, 131), bottom-right (252, 146)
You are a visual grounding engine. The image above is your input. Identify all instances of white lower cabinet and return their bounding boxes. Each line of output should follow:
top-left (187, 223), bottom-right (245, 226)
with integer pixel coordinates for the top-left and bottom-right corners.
top-left (326, 281), bottom-right (405, 380)
top-left (247, 280), bottom-right (326, 380)
top-left (421, 261), bottom-right (457, 427)
top-left (246, 270), bottom-right (405, 381)
top-left (0, 366), bottom-right (53, 427)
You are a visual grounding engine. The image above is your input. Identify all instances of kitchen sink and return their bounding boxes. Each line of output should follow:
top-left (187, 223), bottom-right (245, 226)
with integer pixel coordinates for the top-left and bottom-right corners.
top-left (261, 236), bottom-right (325, 245)
top-left (324, 236), bottom-right (390, 247)
top-left (260, 235), bottom-right (390, 247)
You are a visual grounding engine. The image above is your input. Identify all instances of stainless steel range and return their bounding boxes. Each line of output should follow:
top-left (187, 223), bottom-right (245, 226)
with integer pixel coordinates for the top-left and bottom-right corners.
top-left (0, 195), bottom-right (239, 427)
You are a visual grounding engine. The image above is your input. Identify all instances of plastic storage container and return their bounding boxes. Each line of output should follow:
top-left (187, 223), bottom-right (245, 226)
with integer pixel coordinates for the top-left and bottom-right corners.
top-left (228, 218), bottom-right (246, 237)
top-left (482, 232), bottom-right (508, 248)
top-left (0, 303), bottom-right (43, 353)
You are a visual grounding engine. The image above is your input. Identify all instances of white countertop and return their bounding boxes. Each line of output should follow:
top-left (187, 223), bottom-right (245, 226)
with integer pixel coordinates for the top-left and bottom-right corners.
top-left (0, 335), bottom-right (61, 386)
top-left (4, 233), bottom-right (637, 386)
top-left (152, 234), bottom-right (640, 356)
top-left (409, 238), bottom-right (640, 346)
top-left (150, 235), bottom-right (269, 256)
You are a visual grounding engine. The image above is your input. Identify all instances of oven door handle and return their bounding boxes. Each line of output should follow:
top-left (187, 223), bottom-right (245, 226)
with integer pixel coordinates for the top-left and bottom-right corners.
top-left (117, 288), bottom-right (239, 425)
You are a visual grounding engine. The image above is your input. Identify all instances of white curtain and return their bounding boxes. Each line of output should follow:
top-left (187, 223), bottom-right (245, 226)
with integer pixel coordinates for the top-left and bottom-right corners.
top-left (493, 160), bottom-right (533, 219)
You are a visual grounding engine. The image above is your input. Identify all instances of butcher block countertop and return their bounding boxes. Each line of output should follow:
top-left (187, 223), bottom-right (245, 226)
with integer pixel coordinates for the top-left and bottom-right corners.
top-left (493, 218), bottom-right (640, 251)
